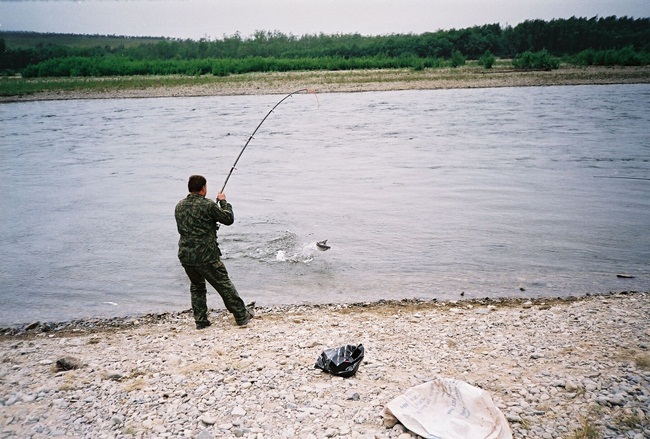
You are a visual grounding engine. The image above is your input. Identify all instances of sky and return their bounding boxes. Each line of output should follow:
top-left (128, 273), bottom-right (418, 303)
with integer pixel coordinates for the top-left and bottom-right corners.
top-left (1, 0), bottom-right (649, 40)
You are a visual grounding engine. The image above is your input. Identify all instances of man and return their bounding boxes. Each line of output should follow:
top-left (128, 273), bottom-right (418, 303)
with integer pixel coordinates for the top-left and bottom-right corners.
top-left (175, 175), bottom-right (254, 329)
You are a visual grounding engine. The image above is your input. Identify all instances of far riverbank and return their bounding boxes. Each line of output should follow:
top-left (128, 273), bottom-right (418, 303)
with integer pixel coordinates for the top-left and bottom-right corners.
top-left (1, 65), bottom-right (649, 103)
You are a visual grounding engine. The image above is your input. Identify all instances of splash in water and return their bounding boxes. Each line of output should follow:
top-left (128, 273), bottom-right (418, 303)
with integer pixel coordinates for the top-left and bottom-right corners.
top-left (276, 241), bottom-right (326, 263)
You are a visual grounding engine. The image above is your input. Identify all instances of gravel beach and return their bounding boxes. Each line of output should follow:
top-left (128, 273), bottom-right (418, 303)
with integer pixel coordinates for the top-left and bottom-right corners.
top-left (2, 292), bottom-right (649, 438)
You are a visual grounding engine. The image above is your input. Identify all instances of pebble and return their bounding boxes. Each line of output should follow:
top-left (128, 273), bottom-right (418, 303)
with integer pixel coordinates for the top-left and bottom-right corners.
top-left (0, 292), bottom-right (648, 438)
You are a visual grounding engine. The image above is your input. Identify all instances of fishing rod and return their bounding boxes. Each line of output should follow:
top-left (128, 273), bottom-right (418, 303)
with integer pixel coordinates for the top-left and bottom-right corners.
top-left (220, 89), bottom-right (317, 194)
top-left (593, 176), bottom-right (650, 181)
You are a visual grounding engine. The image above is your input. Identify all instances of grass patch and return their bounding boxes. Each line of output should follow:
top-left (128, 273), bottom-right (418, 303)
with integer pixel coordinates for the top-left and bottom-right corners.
top-left (617, 348), bottom-right (650, 370)
top-left (634, 353), bottom-right (650, 370)
top-left (122, 377), bottom-right (147, 392)
top-left (569, 416), bottom-right (601, 439)
top-left (57, 371), bottom-right (87, 391)
top-left (0, 75), bottom-right (227, 97)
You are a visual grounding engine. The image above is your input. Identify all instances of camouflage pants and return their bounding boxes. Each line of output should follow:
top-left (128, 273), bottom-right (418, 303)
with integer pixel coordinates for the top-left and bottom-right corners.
top-left (182, 259), bottom-right (247, 324)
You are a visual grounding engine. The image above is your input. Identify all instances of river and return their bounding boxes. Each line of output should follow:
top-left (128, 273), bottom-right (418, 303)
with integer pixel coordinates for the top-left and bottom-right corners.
top-left (1, 84), bottom-right (648, 325)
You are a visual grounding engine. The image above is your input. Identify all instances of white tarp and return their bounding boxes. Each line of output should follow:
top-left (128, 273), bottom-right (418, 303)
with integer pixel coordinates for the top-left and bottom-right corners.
top-left (382, 376), bottom-right (512, 439)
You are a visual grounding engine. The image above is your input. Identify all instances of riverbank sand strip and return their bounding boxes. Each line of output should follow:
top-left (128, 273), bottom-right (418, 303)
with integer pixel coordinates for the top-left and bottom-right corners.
top-left (3, 65), bottom-right (650, 103)
top-left (1, 292), bottom-right (649, 438)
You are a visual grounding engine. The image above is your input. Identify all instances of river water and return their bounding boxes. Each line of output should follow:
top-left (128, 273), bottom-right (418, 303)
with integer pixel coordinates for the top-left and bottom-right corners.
top-left (1, 84), bottom-right (649, 325)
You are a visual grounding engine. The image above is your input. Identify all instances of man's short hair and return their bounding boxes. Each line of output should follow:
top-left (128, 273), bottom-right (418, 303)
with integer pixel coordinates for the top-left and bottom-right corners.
top-left (188, 175), bottom-right (207, 193)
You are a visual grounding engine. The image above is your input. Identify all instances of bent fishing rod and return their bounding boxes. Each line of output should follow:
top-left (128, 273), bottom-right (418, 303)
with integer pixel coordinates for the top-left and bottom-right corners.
top-left (220, 89), bottom-right (317, 194)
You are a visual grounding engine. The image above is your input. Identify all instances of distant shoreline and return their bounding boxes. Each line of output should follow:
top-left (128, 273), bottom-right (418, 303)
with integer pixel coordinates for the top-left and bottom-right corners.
top-left (2, 65), bottom-right (649, 103)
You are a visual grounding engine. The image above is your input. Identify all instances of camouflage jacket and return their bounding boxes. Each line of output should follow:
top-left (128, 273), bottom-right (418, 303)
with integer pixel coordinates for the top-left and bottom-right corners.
top-left (174, 194), bottom-right (234, 266)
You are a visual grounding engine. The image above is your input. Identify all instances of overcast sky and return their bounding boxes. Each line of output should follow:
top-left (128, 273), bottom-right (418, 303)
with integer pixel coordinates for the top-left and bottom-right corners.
top-left (1, 0), bottom-right (649, 40)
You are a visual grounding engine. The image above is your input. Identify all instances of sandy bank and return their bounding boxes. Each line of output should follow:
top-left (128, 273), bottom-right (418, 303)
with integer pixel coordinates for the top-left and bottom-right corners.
top-left (2, 65), bottom-right (650, 103)
top-left (1, 292), bottom-right (649, 438)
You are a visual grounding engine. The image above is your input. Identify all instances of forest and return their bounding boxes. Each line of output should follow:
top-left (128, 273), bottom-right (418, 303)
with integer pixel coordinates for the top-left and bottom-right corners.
top-left (1, 15), bottom-right (649, 78)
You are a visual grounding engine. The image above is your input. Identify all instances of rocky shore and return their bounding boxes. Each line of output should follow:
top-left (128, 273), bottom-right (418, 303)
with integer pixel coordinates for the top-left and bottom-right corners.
top-left (1, 292), bottom-right (649, 438)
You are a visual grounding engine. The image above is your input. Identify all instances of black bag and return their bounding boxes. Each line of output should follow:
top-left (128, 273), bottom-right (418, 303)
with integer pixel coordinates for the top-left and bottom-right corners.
top-left (314, 344), bottom-right (364, 377)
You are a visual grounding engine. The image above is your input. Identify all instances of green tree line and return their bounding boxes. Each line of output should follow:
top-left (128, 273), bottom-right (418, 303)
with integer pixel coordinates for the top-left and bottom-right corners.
top-left (1, 15), bottom-right (648, 77)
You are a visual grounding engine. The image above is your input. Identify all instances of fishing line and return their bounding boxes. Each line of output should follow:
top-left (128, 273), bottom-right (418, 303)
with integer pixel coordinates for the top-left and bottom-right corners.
top-left (220, 88), bottom-right (318, 193)
top-left (218, 88), bottom-right (329, 252)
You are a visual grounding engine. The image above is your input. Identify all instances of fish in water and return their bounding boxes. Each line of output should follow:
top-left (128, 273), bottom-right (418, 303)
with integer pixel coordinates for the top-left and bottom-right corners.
top-left (316, 240), bottom-right (331, 251)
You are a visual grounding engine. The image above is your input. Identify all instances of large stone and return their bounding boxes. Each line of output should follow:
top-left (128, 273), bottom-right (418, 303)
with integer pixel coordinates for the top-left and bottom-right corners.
top-left (200, 415), bottom-right (217, 425)
top-left (55, 357), bottom-right (81, 371)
